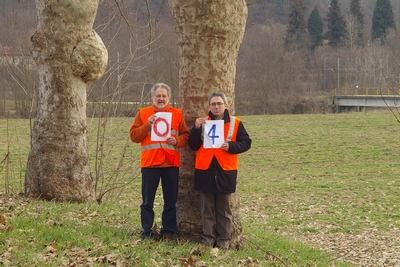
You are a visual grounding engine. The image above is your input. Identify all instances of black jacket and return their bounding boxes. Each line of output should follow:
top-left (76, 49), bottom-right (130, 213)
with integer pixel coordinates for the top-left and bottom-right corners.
top-left (188, 110), bottom-right (251, 193)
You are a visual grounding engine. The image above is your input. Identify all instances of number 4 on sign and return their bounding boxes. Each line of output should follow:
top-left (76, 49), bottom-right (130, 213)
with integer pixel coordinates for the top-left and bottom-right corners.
top-left (207, 124), bottom-right (219, 144)
top-left (203, 120), bottom-right (224, 148)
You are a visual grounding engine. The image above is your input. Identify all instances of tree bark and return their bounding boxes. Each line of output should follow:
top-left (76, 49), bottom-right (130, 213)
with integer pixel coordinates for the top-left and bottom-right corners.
top-left (25, 0), bottom-right (108, 202)
top-left (169, 0), bottom-right (248, 248)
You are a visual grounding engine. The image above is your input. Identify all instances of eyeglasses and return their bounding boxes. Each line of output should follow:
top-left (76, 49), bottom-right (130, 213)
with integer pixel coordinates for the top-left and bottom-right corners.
top-left (209, 102), bottom-right (225, 107)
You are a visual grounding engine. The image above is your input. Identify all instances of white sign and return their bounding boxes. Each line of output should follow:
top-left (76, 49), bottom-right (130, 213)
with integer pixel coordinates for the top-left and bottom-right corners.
top-left (203, 120), bottom-right (224, 148)
top-left (151, 112), bottom-right (172, 141)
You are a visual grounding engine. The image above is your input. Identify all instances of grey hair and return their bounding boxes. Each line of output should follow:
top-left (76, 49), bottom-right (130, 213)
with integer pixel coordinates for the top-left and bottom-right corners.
top-left (151, 83), bottom-right (172, 97)
top-left (208, 92), bottom-right (228, 104)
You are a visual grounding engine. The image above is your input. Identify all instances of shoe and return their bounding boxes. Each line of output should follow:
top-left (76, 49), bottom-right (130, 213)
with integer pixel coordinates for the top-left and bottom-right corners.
top-left (161, 232), bottom-right (174, 242)
top-left (216, 241), bottom-right (229, 250)
top-left (141, 231), bottom-right (154, 240)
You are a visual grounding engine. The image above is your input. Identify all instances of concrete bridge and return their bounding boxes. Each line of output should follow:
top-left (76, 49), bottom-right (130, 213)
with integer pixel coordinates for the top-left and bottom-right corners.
top-left (329, 94), bottom-right (400, 112)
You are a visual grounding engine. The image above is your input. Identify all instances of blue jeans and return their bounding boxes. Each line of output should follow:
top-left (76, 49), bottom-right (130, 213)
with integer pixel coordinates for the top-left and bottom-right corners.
top-left (140, 167), bottom-right (179, 236)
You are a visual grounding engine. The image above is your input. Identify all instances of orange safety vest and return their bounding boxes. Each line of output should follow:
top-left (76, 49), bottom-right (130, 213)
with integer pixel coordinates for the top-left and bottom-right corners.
top-left (139, 106), bottom-right (182, 168)
top-left (195, 116), bottom-right (240, 171)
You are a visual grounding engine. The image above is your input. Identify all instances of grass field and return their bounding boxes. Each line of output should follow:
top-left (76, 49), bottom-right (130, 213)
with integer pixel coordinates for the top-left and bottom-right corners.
top-left (1, 110), bottom-right (400, 266)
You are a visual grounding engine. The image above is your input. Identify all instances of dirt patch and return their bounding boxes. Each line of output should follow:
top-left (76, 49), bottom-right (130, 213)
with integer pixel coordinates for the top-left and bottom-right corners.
top-left (277, 223), bottom-right (400, 266)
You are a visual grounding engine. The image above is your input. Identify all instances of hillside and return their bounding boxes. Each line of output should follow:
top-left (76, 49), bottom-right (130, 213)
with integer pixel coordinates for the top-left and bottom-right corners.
top-left (0, 0), bottom-right (390, 53)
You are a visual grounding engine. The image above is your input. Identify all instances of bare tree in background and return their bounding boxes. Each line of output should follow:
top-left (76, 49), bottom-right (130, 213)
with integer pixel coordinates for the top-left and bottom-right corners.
top-left (169, 0), bottom-right (248, 248)
top-left (25, 0), bottom-right (108, 202)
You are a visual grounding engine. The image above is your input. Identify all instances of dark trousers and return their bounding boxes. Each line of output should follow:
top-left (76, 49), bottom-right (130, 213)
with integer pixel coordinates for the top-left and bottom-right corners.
top-left (140, 167), bottom-right (179, 236)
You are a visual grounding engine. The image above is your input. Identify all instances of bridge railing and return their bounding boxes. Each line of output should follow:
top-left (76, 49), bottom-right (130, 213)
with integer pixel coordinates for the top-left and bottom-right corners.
top-left (334, 87), bottom-right (400, 96)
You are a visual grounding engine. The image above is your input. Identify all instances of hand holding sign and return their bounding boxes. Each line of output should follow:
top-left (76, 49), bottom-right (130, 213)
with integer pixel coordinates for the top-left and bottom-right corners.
top-left (203, 120), bottom-right (224, 148)
top-left (151, 112), bottom-right (172, 141)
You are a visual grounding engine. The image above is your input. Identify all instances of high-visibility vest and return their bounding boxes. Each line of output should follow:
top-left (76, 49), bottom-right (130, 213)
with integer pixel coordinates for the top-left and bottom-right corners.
top-left (139, 106), bottom-right (182, 168)
top-left (195, 116), bottom-right (240, 171)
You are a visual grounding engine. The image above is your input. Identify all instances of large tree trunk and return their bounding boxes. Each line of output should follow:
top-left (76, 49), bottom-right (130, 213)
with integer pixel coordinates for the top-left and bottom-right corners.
top-left (169, 0), bottom-right (248, 248)
top-left (25, 0), bottom-right (108, 202)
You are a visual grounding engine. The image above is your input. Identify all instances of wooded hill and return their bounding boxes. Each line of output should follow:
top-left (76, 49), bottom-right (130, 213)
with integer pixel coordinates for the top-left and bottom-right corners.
top-left (1, 0), bottom-right (397, 50)
top-left (1, 0), bottom-right (400, 116)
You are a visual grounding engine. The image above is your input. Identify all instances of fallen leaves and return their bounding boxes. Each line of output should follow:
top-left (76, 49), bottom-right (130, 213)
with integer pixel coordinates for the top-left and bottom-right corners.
top-left (209, 247), bottom-right (219, 257)
top-left (278, 225), bottom-right (400, 266)
top-left (45, 244), bottom-right (57, 254)
top-left (0, 214), bottom-right (12, 231)
top-left (2, 193), bottom-right (399, 266)
top-left (179, 246), bottom-right (226, 267)
top-left (178, 255), bottom-right (197, 267)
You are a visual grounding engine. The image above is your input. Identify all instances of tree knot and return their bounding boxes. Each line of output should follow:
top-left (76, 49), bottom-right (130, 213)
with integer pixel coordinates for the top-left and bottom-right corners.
top-left (71, 31), bottom-right (108, 83)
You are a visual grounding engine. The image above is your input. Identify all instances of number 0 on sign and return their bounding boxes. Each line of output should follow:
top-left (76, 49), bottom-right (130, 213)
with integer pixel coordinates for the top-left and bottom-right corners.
top-left (151, 112), bottom-right (172, 141)
top-left (203, 120), bottom-right (224, 148)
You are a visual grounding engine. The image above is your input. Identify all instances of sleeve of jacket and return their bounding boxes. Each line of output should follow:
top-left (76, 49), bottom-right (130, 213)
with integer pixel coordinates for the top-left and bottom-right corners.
top-left (188, 126), bottom-right (203, 151)
top-left (227, 121), bottom-right (251, 154)
top-left (129, 110), bottom-right (151, 143)
top-left (175, 117), bottom-right (189, 148)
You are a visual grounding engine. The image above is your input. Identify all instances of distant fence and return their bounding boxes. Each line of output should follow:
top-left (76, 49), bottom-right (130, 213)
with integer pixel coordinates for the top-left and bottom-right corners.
top-left (1, 101), bottom-right (181, 119)
top-left (86, 101), bottom-right (179, 117)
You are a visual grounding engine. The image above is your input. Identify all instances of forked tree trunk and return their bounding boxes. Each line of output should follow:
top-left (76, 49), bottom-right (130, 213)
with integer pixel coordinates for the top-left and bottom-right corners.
top-left (169, 0), bottom-right (248, 248)
top-left (25, 0), bottom-right (107, 202)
